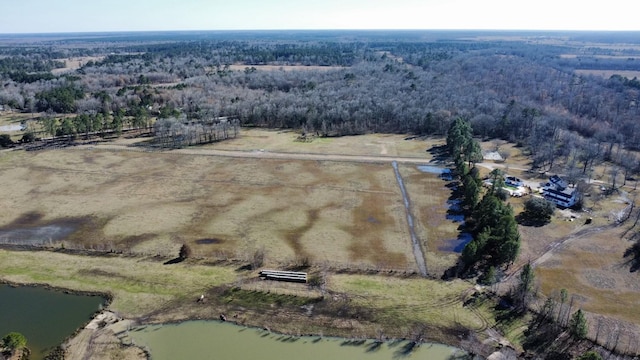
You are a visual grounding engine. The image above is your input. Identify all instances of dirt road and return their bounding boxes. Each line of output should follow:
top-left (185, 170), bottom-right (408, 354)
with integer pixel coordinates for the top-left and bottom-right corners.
top-left (79, 143), bottom-right (432, 164)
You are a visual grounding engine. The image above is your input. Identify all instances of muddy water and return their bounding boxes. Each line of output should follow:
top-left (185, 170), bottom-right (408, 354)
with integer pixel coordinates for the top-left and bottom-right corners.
top-left (128, 321), bottom-right (462, 360)
top-left (0, 285), bottom-right (105, 360)
top-left (0, 124), bottom-right (23, 132)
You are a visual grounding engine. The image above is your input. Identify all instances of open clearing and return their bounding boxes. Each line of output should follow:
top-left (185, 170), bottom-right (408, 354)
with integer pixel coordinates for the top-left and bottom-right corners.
top-left (0, 130), bottom-right (458, 274)
top-left (575, 69), bottom-right (640, 79)
top-left (51, 56), bottom-right (106, 74)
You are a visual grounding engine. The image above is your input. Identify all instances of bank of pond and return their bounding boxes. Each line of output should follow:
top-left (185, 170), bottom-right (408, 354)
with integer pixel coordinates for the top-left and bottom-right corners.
top-left (1, 284), bottom-right (464, 359)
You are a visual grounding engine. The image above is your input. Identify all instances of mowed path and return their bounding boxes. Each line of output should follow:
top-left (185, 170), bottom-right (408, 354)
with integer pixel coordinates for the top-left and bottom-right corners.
top-left (80, 144), bottom-right (432, 165)
top-left (178, 147), bottom-right (433, 164)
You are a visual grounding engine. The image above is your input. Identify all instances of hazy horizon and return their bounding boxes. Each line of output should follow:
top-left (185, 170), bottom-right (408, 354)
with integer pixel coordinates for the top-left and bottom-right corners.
top-left (2, 0), bottom-right (638, 34)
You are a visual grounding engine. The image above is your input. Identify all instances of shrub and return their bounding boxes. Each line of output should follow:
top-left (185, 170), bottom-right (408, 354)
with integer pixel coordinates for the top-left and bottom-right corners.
top-left (519, 197), bottom-right (555, 225)
top-left (179, 244), bottom-right (192, 259)
top-left (2, 332), bottom-right (27, 350)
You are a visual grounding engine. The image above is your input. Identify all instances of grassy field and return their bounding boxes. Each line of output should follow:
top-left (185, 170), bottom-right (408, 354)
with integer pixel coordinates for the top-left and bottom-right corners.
top-left (0, 249), bottom-right (236, 317)
top-left (206, 128), bottom-right (434, 157)
top-left (0, 130), bottom-right (460, 273)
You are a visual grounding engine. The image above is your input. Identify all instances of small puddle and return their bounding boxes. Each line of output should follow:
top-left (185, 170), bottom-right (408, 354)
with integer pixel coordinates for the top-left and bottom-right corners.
top-left (195, 238), bottom-right (223, 245)
top-left (0, 212), bottom-right (86, 246)
top-left (439, 233), bottom-right (473, 253)
top-left (0, 124), bottom-right (24, 132)
top-left (416, 165), bottom-right (453, 180)
top-left (0, 225), bottom-right (75, 245)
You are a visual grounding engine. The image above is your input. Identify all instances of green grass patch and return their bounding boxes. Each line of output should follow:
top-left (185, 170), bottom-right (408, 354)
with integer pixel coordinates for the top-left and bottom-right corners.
top-left (328, 274), bottom-right (493, 331)
top-left (0, 249), bottom-right (236, 316)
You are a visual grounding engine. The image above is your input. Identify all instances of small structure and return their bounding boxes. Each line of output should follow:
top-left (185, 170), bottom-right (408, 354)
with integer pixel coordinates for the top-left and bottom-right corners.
top-left (505, 176), bottom-right (524, 187)
top-left (259, 269), bottom-right (307, 283)
top-left (542, 175), bottom-right (578, 208)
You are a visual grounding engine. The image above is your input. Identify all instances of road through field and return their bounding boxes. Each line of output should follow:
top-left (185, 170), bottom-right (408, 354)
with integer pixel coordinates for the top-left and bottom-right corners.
top-left (174, 147), bottom-right (433, 164)
top-left (80, 144), bottom-right (434, 164)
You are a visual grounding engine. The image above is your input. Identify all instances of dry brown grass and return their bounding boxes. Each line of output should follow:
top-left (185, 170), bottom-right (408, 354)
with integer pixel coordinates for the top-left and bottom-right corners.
top-left (534, 223), bottom-right (640, 345)
top-left (0, 135), bottom-right (439, 271)
top-left (205, 129), bottom-right (433, 157)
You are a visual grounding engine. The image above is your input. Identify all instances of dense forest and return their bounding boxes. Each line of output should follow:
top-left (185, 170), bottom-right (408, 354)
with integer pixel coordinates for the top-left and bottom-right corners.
top-left (1, 30), bottom-right (639, 175)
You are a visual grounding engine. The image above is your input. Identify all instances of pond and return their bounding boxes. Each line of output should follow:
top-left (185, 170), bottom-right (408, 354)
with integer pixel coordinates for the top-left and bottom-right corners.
top-left (0, 285), bottom-right (106, 360)
top-left (127, 320), bottom-right (464, 360)
top-left (0, 124), bottom-right (23, 132)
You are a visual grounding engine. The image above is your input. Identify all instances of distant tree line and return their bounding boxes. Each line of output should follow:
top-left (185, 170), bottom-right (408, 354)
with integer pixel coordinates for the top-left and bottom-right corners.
top-left (0, 33), bottom-right (639, 181)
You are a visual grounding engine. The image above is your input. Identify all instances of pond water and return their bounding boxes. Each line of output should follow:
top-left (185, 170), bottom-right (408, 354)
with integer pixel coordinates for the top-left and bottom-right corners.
top-left (0, 124), bottom-right (23, 132)
top-left (416, 165), bottom-right (453, 180)
top-left (0, 285), bottom-right (105, 360)
top-left (0, 224), bottom-right (75, 245)
top-left (439, 232), bottom-right (473, 253)
top-left (127, 320), bottom-right (463, 360)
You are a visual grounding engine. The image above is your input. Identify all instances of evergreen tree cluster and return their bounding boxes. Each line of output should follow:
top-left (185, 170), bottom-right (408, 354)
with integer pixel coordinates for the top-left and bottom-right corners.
top-left (462, 193), bottom-right (520, 270)
top-left (446, 119), bottom-right (520, 273)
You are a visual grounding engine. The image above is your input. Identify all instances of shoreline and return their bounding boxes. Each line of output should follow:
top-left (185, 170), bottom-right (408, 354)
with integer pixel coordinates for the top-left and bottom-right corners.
top-left (0, 280), bottom-right (467, 359)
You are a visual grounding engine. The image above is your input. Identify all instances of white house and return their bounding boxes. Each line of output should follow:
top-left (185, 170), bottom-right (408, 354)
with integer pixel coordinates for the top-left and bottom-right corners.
top-left (542, 175), bottom-right (578, 208)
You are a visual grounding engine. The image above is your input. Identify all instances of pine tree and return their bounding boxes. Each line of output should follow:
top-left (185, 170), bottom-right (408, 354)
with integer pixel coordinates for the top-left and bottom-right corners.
top-left (569, 309), bottom-right (588, 339)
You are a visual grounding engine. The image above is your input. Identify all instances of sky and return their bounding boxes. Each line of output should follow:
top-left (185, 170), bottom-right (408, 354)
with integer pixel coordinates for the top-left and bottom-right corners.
top-left (1, 0), bottom-right (638, 34)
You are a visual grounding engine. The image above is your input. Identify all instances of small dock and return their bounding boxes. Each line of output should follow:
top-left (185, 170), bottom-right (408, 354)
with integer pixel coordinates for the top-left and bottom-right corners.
top-left (259, 270), bottom-right (307, 283)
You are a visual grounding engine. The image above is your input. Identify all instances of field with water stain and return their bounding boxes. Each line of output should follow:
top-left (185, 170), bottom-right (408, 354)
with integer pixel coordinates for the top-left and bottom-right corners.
top-left (0, 135), bottom-right (459, 273)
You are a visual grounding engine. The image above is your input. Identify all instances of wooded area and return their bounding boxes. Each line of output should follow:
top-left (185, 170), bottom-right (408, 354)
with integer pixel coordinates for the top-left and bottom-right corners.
top-left (0, 31), bottom-right (639, 168)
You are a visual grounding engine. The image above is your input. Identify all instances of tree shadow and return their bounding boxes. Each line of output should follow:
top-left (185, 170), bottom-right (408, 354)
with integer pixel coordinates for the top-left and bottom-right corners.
top-left (427, 144), bottom-right (449, 164)
top-left (366, 340), bottom-right (383, 353)
top-left (163, 257), bottom-right (185, 265)
top-left (515, 212), bottom-right (550, 227)
top-left (623, 241), bottom-right (640, 272)
top-left (235, 264), bottom-right (253, 272)
top-left (393, 341), bottom-right (420, 358)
